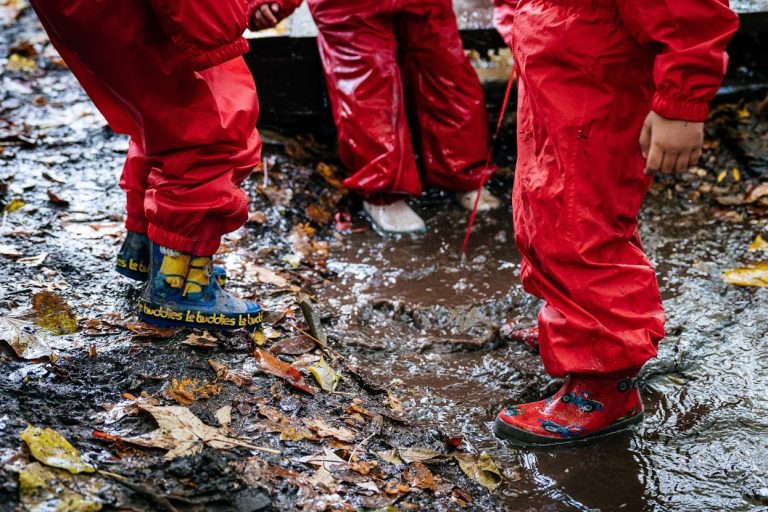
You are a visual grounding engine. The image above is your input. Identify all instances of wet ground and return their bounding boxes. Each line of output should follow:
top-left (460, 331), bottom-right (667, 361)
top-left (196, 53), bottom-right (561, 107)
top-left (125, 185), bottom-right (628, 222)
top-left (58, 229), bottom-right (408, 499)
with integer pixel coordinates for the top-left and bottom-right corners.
top-left (3, 4), bottom-right (768, 512)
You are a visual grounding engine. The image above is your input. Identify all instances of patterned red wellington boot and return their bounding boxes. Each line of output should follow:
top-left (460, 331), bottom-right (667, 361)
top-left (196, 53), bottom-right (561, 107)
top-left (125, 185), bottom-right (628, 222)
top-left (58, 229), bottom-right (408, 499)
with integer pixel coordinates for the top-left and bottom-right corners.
top-left (494, 374), bottom-right (643, 445)
top-left (500, 323), bottom-right (539, 352)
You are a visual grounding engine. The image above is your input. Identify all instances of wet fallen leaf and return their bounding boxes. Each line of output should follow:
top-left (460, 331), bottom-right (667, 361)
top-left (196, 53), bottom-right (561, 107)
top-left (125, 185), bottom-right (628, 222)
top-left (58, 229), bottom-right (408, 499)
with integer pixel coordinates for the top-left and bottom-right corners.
top-left (181, 331), bottom-right (218, 348)
top-left (271, 334), bottom-right (315, 355)
top-left (209, 359), bottom-right (254, 387)
top-left (745, 183), bottom-right (768, 204)
top-left (385, 390), bottom-right (403, 414)
top-left (216, 405), bottom-right (232, 427)
top-left (258, 405), bottom-right (316, 441)
top-left (0, 316), bottom-right (52, 359)
top-left (19, 462), bottom-right (104, 512)
top-left (253, 348), bottom-right (315, 395)
top-left (123, 322), bottom-right (179, 338)
top-left (96, 393), bottom-right (159, 425)
top-left (315, 162), bottom-right (347, 191)
top-left (749, 235), bottom-right (768, 252)
top-left (453, 451), bottom-right (502, 492)
top-left (450, 487), bottom-right (473, 507)
top-left (120, 405), bottom-right (278, 459)
top-left (0, 243), bottom-right (21, 257)
top-left (32, 291), bottom-right (77, 335)
top-left (47, 190), bottom-right (70, 206)
top-left (17, 252), bottom-right (47, 266)
top-left (3, 198), bottom-right (25, 213)
top-left (7, 52), bottom-right (36, 72)
top-left (252, 330), bottom-right (268, 346)
top-left (397, 446), bottom-right (448, 464)
top-left (406, 462), bottom-right (437, 491)
top-left (309, 358), bottom-right (340, 392)
top-left (376, 449), bottom-right (404, 465)
top-left (163, 377), bottom-right (221, 405)
top-left (723, 261), bottom-right (768, 287)
top-left (21, 425), bottom-right (95, 474)
top-left (298, 448), bottom-right (347, 472)
top-left (247, 264), bottom-right (298, 290)
top-left (306, 203), bottom-right (332, 225)
top-left (302, 417), bottom-right (356, 442)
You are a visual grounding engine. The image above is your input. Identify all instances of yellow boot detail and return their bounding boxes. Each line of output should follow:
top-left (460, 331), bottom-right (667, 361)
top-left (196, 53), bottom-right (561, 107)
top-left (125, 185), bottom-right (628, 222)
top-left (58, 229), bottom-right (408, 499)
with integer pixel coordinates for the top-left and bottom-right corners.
top-left (158, 254), bottom-right (190, 289)
top-left (183, 257), bottom-right (212, 297)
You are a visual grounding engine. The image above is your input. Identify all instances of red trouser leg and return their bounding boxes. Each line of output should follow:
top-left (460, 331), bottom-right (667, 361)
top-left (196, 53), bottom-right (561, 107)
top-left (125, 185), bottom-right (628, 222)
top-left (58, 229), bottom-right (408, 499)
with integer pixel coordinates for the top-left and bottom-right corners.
top-left (511, 1), bottom-right (665, 376)
top-left (308, 0), bottom-right (421, 201)
top-left (30, 0), bottom-right (260, 256)
top-left (398, 0), bottom-right (495, 192)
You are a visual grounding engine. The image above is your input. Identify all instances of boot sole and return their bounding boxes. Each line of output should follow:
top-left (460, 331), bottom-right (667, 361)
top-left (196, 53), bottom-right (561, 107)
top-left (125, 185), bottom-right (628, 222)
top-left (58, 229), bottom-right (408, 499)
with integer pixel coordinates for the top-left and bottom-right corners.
top-left (360, 209), bottom-right (427, 238)
top-left (493, 412), bottom-right (644, 447)
top-left (138, 298), bottom-right (262, 332)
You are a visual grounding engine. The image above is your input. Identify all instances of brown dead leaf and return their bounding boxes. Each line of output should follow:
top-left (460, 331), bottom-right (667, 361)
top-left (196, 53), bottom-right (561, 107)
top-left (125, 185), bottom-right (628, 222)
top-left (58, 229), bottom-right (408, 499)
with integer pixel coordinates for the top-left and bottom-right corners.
top-left (208, 359), bottom-right (254, 387)
top-left (315, 162), bottom-right (347, 191)
top-left (745, 182), bottom-right (768, 203)
top-left (406, 462), bottom-right (437, 492)
top-left (271, 335), bottom-right (315, 355)
top-left (119, 405), bottom-right (278, 459)
top-left (398, 446), bottom-right (448, 464)
top-left (302, 417), bottom-right (356, 443)
top-left (0, 316), bottom-right (52, 359)
top-left (163, 377), bottom-right (221, 405)
top-left (182, 331), bottom-right (218, 348)
top-left (253, 348), bottom-right (315, 395)
top-left (453, 451), bottom-right (502, 492)
top-left (32, 292), bottom-right (77, 335)
top-left (123, 322), bottom-right (179, 338)
top-left (258, 405), bottom-right (316, 441)
top-left (306, 203), bottom-right (333, 225)
top-left (247, 264), bottom-right (298, 290)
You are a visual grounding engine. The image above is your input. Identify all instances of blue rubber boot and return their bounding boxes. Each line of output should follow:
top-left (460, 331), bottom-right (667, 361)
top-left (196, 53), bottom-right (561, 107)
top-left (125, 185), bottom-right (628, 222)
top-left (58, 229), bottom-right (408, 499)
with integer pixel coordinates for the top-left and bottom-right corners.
top-left (116, 231), bottom-right (227, 286)
top-left (137, 243), bottom-right (261, 331)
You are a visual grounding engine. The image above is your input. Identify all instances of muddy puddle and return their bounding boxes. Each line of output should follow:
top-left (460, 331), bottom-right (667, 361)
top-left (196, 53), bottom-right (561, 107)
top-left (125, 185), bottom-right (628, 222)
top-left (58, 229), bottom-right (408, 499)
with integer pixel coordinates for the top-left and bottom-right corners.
top-left (315, 191), bottom-right (768, 511)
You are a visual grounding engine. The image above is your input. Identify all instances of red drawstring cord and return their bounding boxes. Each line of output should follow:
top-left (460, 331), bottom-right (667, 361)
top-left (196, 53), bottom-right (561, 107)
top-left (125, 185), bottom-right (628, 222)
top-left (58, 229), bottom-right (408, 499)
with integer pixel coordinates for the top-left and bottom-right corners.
top-left (460, 63), bottom-right (517, 255)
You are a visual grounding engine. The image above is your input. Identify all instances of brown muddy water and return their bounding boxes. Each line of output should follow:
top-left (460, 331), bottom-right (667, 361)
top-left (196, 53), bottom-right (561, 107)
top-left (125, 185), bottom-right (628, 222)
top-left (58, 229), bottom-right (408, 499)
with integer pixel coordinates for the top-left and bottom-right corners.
top-left (317, 191), bottom-right (768, 512)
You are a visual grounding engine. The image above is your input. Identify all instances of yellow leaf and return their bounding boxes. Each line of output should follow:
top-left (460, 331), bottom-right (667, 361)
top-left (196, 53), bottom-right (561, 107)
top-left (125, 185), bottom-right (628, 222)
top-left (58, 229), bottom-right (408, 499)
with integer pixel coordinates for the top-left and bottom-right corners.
top-left (19, 462), bottom-right (104, 512)
top-left (3, 198), bottom-right (25, 213)
top-left (32, 292), bottom-right (78, 335)
top-left (732, 167), bottom-right (741, 182)
top-left (7, 53), bottom-right (37, 72)
top-left (251, 330), bottom-right (267, 346)
top-left (717, 170), bottom-right (728, 183)
top-left (748, 235), bottom-right (768, 252)
top-left (453, 451), bottom-right (502, 492)
top-left (308, 358), bottom-right (340, 392)
top-left (21, 425), bottom-right (96, 474)
top-left (737, 107), bottom-right (750, 119)
top-left (723, 261), bottom-right (768, 287)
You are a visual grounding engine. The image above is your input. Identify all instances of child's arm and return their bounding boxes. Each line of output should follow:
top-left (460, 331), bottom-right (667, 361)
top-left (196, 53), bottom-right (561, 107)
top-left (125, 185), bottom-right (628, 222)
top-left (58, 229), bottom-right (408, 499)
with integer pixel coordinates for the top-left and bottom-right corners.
top-left (616, 0), bottom-right (739, 175)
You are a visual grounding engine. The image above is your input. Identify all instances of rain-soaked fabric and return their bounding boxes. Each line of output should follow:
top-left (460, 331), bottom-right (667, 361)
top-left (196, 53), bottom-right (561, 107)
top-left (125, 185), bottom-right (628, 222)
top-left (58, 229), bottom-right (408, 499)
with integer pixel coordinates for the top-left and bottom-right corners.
top-left (307, 0), bottom-right (495, 201)
top-left (495, 0), bottom-right (738, 375)
top-left (30, 0), bottom-right (262, 256)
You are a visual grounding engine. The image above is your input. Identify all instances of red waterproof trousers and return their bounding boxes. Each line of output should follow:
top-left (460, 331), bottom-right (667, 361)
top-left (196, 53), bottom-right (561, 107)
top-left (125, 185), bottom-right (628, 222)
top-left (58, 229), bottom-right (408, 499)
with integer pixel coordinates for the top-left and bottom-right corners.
top-left (495, 0), bottom-right (738, 376)
top-left (307, 0), bottom-right (495, 202)
top-left (30, 0), bottom-right (262, 256)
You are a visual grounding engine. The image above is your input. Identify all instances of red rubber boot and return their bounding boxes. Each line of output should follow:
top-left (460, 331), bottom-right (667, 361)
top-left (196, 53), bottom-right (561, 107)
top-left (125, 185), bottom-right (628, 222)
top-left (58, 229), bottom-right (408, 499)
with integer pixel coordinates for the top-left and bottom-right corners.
top-left (494, 374), bottom-right (643, 445)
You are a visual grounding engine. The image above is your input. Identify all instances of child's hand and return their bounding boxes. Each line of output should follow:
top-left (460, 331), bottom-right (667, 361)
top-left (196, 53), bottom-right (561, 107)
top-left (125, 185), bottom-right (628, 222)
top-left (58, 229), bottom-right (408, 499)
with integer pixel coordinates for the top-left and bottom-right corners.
top-left (639, 111), bottom-right (703, 177)
top-left (251, 3), bottom-right (281, 30)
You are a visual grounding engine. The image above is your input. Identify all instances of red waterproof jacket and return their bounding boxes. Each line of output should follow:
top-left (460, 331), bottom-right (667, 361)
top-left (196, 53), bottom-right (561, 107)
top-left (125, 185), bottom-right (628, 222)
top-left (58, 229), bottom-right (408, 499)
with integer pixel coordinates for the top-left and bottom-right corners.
top-left (151, 0), bottom-right (302, 70)
top-left (494, 0), bottom-right (738, 122)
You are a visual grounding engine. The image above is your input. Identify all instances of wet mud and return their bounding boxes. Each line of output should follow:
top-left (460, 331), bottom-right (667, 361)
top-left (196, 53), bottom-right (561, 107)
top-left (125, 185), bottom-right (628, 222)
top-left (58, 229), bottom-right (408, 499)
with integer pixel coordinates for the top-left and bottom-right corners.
top-left (3, 5), bottom-right (768, 512)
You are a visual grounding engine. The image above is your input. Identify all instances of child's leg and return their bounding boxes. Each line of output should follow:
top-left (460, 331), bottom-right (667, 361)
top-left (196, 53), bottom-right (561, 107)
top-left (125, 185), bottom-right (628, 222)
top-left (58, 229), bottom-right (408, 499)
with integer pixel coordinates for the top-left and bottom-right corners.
top-left (512, 1), bottom-right (664, 378)
top-left (497, 0), bottom-right (664, 443)
top-left (397, 0), bottom-right (494, 192)
top-left (31, 0), bottom-right (260, 257)
top-left (307, 0), bottom-right (421, 202)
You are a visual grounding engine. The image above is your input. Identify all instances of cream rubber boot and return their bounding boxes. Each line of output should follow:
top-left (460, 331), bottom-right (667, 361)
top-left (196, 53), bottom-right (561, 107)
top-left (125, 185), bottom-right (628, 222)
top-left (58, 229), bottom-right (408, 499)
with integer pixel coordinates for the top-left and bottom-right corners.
top-left (363, 200), bottom-right (426, 234)
top-left (457, 188), bottom-right (502, 212)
